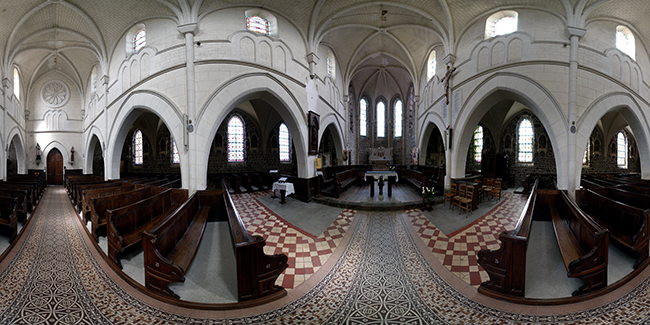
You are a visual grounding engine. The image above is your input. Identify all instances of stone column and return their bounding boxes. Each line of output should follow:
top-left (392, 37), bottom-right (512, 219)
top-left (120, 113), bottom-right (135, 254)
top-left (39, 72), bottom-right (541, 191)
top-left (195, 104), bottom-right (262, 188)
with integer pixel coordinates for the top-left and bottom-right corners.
top-left (1, 78), bottom-right (9, 181)
top-left (566, 27), bottom-right (586, 199)
top-left (101, 75), bottom-right (109, 180)
top-left (178, 23), bottom-right (199, 194)
top-left (443, 54), bottom-right (456, 191)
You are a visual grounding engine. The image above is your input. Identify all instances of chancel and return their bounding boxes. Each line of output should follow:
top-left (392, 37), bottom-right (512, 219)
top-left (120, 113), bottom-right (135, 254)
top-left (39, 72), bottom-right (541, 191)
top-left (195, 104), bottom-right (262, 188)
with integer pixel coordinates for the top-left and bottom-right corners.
top-left (0, 1), bottom-right (649, 324)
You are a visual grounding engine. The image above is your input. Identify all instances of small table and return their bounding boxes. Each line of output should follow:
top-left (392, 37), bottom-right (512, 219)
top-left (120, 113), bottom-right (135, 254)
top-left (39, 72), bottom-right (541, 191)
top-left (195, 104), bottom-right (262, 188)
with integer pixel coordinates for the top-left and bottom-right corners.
top-left (365, 171), bottom-right (398, 197)
top-left (272, 182), bottom-right (295, 204)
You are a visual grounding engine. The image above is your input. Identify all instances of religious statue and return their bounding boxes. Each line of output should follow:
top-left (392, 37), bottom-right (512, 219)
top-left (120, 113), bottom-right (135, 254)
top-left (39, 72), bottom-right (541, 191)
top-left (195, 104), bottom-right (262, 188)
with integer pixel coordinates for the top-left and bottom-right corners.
top-left (440, 65), bottom-right (457, 105)
top-left (35, 143), bottom-right (42, 163)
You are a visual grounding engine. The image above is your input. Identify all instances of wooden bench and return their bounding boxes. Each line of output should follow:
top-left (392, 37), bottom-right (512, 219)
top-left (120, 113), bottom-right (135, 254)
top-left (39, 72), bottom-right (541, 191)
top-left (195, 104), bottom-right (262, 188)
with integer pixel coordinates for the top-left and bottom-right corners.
top-left (89, 186), bottom-right (163, 242)
top-left (577, 188), bottom-right (650, 270)
top-left (222, 181), bottom-right (288, 301)
top-left (1, 183), bottom-right (36, 211)
top-left (545, 189), bottom-right (609, 296)
top-left (400, 169), bottom-right (423, 190)
top-left (107, 188), bottom-right (188, 268)
top-left (0, 188), bottom-right (29, 222)
top-left (82, 184), bottom-right (137, 224)
top-left (74, 181), bottom-right (123, 212)
top-left (143, 190), bottom-right (219, 298)
top-left (478, 179), bottom-right (539, 298)
top-left (334, 169), bottom-right (357, 197)
top-left (0, 196), bottom-right (18, 243)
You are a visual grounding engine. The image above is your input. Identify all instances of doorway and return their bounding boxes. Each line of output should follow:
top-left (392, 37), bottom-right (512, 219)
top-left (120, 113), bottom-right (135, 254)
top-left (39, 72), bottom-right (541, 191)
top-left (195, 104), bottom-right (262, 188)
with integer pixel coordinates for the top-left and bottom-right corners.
top-left (47, 149), bottom-right (64, 185)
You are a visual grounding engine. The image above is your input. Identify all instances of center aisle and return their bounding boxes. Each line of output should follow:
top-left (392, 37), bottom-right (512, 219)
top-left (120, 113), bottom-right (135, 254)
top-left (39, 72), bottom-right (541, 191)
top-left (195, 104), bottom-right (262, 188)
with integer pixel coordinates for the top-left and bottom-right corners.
top-left (0, 187), bottom-right (648, 323)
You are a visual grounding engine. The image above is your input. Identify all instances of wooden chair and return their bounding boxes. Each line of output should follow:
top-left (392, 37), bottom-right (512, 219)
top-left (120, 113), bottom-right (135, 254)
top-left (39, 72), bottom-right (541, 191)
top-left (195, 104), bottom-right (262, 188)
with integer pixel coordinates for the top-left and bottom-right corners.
top-left (476, 179), bottom-right (484, 203)
top-left (483, 178), bottom-right (494, 194)
top-left (459, 185), bottom-right (474, 217)
top-left (488, 180), bottom-right (502, 202)
top-left (444, 183), bottom-right (457, 208)
top-left (453, 184), bottom-right (466, 211)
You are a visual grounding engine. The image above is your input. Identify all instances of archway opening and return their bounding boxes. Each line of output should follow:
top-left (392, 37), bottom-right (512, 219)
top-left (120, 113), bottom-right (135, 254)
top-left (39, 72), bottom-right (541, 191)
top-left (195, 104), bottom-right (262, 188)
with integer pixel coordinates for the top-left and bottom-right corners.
top-left (117, 111), bottom-right (181, 181)
top-left (6, 142), bottom-right (17, 177)
top-left (87, 135), bottom-right (104, 177)
top-left (319, 125), bottom-right (340, 167)
top-left (206, 99), bottom-right (297, 192)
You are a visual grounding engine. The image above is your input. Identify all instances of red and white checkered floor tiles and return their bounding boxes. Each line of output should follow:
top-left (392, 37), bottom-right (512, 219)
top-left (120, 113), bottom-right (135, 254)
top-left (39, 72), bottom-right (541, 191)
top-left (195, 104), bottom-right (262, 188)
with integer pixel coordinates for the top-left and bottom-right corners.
top-left (233, 191), bottom-right (527, 289)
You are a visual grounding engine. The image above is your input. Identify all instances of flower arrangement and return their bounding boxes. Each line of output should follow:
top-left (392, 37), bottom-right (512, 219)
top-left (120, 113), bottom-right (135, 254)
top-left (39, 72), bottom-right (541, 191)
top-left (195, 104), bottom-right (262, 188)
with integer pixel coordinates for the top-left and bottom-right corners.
top-left (377, 175), bottom-right (385, 187)
top-left (389, 165), bottom-right (395, 172)
top-left (422, 187), bottom-right (435, 203)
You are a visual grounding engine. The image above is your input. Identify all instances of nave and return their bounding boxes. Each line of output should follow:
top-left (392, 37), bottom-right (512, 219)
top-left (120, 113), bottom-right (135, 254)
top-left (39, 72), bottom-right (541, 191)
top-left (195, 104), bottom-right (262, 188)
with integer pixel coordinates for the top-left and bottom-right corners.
top-left (1, 186), bottom-right (650, 324)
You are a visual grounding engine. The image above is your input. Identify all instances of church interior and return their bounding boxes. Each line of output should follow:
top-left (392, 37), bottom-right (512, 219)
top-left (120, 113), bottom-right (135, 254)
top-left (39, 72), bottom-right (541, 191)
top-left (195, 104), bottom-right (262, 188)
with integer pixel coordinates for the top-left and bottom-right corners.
top-left (1, 0), bottom-right (650, 323)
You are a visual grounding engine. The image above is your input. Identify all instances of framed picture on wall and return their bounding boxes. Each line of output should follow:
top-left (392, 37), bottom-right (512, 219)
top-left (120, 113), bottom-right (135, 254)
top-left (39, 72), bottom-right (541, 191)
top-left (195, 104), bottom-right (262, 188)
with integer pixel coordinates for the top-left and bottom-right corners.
top-left (308, 111), bottom-right (320, 155)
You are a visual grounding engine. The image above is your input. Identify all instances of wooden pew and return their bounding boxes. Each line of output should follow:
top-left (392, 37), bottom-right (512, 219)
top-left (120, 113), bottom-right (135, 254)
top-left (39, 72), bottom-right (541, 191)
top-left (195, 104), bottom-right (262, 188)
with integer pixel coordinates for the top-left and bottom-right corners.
top-left (0, 189), bottom-right (29, 222)
top-left (143, 190), bottom-right (218, 298)
top-left (1, 183), bottom-right (36, 211)
top-left (222, 181), bottom-right (288, 301)
top-left (74, 181), bottom-right (123, 212)
top-left (82, 184), bottom-right (137, 223)
top-left (577, 188), bottom-right (650, 270)
top-left (400, 169), bottom-right (423, 190)
top-left (334, 169), bottom-right (357, 197)
top-left (0, 196), bottom-right (18, 242)
top-left (88, 186), bottom-right (163, 242)
top-left (107, 188), bottom-right (188, 268)
top-left (478, 179), bottom-right (538, 298)
top-left (545, 189), bottom-right (609, 296)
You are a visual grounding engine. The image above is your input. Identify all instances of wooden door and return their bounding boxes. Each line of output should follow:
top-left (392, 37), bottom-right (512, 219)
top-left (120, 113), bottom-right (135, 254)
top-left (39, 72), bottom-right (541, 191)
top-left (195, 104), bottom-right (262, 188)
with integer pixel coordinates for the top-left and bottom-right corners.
top-left (47, 149), bottom-right (64, 185)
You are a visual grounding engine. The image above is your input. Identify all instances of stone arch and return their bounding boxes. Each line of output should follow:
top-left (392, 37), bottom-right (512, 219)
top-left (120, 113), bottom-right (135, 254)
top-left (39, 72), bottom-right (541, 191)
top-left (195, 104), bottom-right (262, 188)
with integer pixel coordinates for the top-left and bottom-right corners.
top-left (7, 127), bottom-right (25, 175)
top-left (106, 91), bottom-right (184, 185)
top-left (43, 140), bottom-right (70, 168)
top-left (452, 73), bottom-right (567, 188)
top-left (319, 113), bottom-right (345, 163)
top-left (197, 73), bottom-right (307, 187)
top-left (84, 126), bottom-right (104, 175)
top-left (418, 111), bottom-right (447, 165)
top-left (577, 92), bottom-right (650, 183)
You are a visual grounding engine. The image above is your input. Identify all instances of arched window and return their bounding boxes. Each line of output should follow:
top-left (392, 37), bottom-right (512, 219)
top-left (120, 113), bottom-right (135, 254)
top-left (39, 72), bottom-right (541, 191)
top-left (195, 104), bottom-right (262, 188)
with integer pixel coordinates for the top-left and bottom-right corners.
top-left (517, 118), bottom-right (533, 163)
top-left (617, 131), bottom-right (628, 168)
top-left (133, 28), bottom-right (146, 52)
top-left (91, 66), bottom-right (98, 93)
top-left (474, 125), bottom-right (484, 162)
top-left (279, 123), bottom-right (290, 161)
top-left (360, 98), bottom-right (368, 137)
top-left (394, 99), bottom-right (403, 138)
top-left (616, 25), bottom-right (635, 59)
top-left (13, 67), bottom-right (19, 99)
top-left (227, 116), bottom-right (245, 162)
top-left (327, 50), bottom-right (336, 80)
top-left (171, 139), bottom-right (180, 164)
top-left (427, 50), bottom-right (436, 81)
top-left (376, 100), bottom-right (385, 138)
top-left (133, 130), bottom-right (143, 165)
top-left (246, 15), bottom-right (269, 35)
top-left (485, 11), bottom-right (518, 38)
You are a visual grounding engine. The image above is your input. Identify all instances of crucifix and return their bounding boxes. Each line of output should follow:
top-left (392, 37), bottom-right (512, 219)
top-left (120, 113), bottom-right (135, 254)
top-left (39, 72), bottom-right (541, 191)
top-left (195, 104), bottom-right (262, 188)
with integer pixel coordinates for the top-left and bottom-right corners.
top-left (440, 65), bottom-right (457, 105)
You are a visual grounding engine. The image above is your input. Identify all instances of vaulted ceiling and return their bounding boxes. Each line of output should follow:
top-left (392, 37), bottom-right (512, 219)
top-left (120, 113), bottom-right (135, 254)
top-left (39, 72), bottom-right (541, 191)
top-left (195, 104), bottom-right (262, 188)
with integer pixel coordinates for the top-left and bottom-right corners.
top-left (2, 0), bottom-right (647, 101)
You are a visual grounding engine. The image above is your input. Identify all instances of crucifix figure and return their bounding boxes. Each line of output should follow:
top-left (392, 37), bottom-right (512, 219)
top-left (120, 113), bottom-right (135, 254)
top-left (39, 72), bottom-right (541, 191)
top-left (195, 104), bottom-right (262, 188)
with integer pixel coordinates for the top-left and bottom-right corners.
top-left (440, 65), bottom-right (457, 105)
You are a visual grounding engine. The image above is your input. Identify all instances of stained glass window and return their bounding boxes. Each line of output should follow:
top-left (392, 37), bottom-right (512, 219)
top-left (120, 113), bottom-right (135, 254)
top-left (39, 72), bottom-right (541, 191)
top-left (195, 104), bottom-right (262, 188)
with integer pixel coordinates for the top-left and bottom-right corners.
top-left (134, 28), bottom-right (146, 52)
top-left (617, 131), bottom-right (627, 168)
top-left (377, 100), bottom-right (385, 138)
top-left (360, 98), bottom-right (367, 136)
top-left (408, 84), bottom-right (414, 130)
top-left (327, 51), bottom-right (335, 79)
top-left (247, 16), bottom-right (269, 35)
top-left (13, 68), bottom-right (20, 99)
top-left (486, 11), bottom-right (518, 38)
top-left (171, 139), bottom-right (180, 164)
top-left (616, 26), bottom-right (635, 59)
top-left (427, 51), bottom-right (436, 81)
top-left (228, 116), bottom-right (245, 162)
top-left (518, 118), bottom-right (533, 163)
top-left (133, 130), bottom-right (143, 165)
top-left (394, 99), bottom-right (402, 138)
top-left (474, 125), bottom-right (484, 162)
top-left (583, 142), bottom-right (589, 165)
top-left (279, 123), bottom-right (290, 161)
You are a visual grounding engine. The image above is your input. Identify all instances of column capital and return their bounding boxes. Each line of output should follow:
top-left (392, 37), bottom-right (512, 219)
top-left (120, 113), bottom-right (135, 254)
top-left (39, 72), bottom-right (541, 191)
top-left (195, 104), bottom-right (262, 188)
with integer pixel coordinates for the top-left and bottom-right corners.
top-left (2, 78), bottom-right (11, 89)
top-left (442, 54), bottom-right (456, 66)
top-left (177, 23), bottom-right (198, 36)
top-left (565, 26), bottom-right (587, 39)
top-left (100, 75), bottom-right (109, 86)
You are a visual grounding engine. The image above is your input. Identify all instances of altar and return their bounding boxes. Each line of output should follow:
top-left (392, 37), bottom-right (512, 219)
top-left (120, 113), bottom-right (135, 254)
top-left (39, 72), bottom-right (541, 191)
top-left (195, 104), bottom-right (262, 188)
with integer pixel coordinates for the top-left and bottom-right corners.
top-left (369, 147), bottom-right (392, 170)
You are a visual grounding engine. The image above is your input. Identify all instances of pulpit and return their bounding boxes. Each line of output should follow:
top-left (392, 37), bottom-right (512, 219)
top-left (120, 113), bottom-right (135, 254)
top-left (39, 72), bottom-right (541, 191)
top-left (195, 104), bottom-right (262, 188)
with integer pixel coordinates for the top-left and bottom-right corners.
top-left (370, 147), bottom-right (392, 171)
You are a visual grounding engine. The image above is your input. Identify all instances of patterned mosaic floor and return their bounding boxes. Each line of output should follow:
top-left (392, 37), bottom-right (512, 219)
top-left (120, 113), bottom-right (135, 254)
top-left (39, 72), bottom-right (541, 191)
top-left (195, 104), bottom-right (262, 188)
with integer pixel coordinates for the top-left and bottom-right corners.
top-left (408, 192), bottom-right (528, 286)
top-left (3, 187), bottom-right (650, 323)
